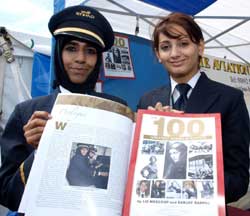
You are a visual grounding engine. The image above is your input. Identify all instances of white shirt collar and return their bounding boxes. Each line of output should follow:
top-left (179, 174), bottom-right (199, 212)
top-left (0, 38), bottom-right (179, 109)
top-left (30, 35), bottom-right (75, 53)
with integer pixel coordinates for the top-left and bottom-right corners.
top-left (188, 71), bottom-right (201, 90)
top-left (59, 85), bottom-right (71, 93)
top-left (170, 71), bottom-right (201, 103)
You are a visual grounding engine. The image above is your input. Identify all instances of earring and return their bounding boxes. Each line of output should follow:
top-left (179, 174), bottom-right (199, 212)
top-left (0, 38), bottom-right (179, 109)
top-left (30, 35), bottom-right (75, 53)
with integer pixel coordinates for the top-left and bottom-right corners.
top-left (158, 59), bottom-right (162, 63)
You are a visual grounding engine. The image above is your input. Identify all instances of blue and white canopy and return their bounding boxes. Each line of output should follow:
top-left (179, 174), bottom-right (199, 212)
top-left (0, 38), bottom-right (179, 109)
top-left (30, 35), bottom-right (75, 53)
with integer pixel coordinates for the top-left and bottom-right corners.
top-left (1, 0), bottom-right (250, 63)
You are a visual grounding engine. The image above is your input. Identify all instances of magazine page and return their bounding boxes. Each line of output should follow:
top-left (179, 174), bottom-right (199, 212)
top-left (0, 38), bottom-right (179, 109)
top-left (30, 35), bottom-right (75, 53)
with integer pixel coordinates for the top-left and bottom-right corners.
top-left (123, 109), bottom-right (225, 216)
top-left (19, 93), bottom-right (134, 216)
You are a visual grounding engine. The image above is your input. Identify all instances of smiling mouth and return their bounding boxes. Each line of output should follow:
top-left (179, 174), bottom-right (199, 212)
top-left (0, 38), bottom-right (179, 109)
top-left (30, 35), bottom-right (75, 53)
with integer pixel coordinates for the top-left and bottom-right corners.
top-left (170, 60), bottom-right (185, 66)
top-left (70, 68), bottom-right (89, 73)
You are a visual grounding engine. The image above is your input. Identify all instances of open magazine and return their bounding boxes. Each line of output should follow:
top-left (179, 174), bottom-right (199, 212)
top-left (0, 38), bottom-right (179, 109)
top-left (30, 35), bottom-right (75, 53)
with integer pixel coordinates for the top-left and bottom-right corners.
top-left (19, 93), bottom-right (134, 216)
top-left (19, 94), bottom-right (225, 216)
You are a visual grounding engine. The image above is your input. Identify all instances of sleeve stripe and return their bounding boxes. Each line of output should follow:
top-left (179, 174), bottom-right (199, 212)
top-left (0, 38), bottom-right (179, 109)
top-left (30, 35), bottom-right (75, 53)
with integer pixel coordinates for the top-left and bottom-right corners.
top-left (20, 162), bottom-right (26, 185)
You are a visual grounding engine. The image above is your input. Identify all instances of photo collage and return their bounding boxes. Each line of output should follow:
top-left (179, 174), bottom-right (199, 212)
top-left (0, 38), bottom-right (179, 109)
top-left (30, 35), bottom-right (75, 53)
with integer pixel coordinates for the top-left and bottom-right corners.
top-left (136, 139), bottom-right (215, 200)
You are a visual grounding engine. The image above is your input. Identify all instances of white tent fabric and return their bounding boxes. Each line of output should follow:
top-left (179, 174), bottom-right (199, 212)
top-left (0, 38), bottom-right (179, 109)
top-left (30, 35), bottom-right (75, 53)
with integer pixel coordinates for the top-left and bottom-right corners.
top-left (7, 29), bottom-right (51, 56)
top-left (0, 31), bottom-right (32, 131)
top-left (65, 0), bottom-right (169, 41)
top-left (196, 0), bottom-right (250, 64)
top-left (65, 0), bottom-right (250, 64)
top-left (0, 29), bottom-right (51, 131)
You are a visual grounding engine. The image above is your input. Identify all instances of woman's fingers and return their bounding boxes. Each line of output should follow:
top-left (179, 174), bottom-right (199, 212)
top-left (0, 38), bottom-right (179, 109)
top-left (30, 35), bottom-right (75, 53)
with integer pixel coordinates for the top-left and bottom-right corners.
top-left (23, 111), bottom-right (52, 148)
top-left (147, 103), bottom-right (185, 114)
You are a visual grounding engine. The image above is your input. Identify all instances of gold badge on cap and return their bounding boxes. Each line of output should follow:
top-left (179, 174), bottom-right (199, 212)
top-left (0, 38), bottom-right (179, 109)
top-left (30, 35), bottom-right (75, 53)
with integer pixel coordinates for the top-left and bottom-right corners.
top-left (76, 10), bottom-right (95, 19)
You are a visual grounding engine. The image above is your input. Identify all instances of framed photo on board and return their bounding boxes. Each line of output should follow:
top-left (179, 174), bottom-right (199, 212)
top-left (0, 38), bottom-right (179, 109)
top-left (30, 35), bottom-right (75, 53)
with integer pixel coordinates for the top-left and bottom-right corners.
top-left (103, 34), bottom-right (135, 79)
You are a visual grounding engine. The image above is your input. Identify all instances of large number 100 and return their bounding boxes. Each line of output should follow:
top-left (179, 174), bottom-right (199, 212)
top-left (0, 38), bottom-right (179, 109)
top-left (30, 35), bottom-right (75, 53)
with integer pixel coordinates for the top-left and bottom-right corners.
top-left (114, 37), bottom-right (125, 47)
top-left (153, 117), bottom-right (205, 137)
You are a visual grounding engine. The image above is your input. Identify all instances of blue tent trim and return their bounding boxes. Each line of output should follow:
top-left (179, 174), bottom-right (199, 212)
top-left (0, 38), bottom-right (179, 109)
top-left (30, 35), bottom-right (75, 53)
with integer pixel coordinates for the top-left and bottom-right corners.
top-left (31, 52), bottom-right (51, 97)
top-left (139, 0), bottom-right (216, 15)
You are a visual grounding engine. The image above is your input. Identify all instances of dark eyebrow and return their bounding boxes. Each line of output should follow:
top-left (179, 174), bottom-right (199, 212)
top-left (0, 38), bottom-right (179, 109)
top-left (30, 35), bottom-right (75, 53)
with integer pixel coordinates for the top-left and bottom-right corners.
top-left (65, 41), bottom-right (78, 46)
top-left (64, 40), bottom-right (97, 50)
top-left (159, 40), bottom-right (170, 44)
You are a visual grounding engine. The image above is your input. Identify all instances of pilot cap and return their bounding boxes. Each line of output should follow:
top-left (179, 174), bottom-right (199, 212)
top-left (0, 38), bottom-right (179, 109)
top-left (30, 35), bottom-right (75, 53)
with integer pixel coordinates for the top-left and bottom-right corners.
top-left (48, 5), bottom-right (114, 51)
top-left (77, 143), bottom-right (89, 149)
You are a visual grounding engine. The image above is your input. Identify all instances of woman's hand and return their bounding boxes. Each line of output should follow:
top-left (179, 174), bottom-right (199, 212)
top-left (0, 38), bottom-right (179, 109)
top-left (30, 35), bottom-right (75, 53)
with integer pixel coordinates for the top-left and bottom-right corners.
top-left (148, 102), bottom-right (184, 113)
top-left (23, 111), bottom-right (52, 148)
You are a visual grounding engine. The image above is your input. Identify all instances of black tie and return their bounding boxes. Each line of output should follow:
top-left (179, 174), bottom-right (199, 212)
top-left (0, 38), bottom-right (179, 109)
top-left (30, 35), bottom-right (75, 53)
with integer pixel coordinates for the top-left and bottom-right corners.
top-left (173, 83), bottom-right (191, 111)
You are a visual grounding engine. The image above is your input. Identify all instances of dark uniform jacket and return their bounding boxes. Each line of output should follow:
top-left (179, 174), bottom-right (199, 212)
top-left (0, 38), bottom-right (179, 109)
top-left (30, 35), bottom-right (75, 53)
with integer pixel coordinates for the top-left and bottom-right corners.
top-left (138, 72), bottom-right (250, 204)
top-left (66, 149), bottom-right (94, 187)
top-left (0, 89), bottom-right (127, 211)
